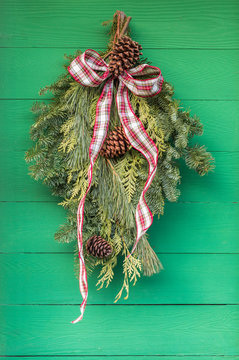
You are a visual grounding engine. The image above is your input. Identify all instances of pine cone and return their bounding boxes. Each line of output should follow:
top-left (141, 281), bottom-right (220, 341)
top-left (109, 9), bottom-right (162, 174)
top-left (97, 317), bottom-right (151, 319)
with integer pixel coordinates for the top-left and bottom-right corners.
top-left (109, 36), bottom-right (143, 77)
top-left (100, 125), bottom-right (131, 158)
top-left (86, 235), bottom-right (113, 259)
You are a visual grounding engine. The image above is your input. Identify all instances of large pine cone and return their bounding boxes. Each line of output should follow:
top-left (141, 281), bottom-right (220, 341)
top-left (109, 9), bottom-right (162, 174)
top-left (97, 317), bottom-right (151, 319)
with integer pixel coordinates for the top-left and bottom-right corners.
top-left (109, 36), bottom-right (143, 77)
top-left (100, 125), bottom-right (131, 158)
top-left (86, 235), bottom-right (113, 259)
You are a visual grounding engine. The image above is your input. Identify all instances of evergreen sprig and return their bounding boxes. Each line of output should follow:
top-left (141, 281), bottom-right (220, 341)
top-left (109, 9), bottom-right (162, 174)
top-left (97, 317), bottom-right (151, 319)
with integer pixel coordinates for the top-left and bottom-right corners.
top-left (26, 14), bottom-right (214, 301)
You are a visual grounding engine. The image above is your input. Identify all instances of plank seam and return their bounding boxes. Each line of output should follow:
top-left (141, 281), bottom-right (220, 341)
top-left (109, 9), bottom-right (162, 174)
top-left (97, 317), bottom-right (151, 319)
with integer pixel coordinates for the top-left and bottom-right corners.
top-left (1, 47), bottom-right (239, 50)
top-left (0, 252), bottom-right (239, 255)
top-left (1, 98), bottom-right (239, 102)
top-left (0, 201), bottom-right (238, 204)
top-left (0, 355), bottom-right (239, 357)
top-left (0, 304), bottom-right (238, 306)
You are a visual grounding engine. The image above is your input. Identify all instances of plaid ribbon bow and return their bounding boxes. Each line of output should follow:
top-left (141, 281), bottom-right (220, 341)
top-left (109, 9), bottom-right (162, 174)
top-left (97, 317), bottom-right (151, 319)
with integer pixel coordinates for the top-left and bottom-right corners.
top-left (68, 49), bottom-right (164, 323)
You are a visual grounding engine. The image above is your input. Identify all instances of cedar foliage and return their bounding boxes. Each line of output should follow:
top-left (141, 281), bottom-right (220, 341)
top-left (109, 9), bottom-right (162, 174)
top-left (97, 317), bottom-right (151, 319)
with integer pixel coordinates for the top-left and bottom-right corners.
top-left (25, 13), bottom-right (214, 301)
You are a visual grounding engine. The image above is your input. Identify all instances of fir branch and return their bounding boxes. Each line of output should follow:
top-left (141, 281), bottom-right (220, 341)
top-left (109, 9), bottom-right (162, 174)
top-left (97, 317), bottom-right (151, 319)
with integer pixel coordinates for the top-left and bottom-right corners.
top-left (55, 222), bottom-right (77, 243)
top-left (185, 144), bottom-right (215, 176)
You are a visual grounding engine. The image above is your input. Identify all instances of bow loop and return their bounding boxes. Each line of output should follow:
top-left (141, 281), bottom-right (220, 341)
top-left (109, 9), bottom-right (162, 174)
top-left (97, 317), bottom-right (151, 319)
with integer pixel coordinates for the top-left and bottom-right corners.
top-left (119, 64), bottom-right (163, 97)
top-left (68, 49), bottom-right (110, 87)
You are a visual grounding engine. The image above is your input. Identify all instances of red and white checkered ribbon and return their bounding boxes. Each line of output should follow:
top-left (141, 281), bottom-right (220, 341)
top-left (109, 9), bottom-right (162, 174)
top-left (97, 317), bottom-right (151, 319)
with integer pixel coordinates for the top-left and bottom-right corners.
top-left (68, 49), bottom-right (164, 323)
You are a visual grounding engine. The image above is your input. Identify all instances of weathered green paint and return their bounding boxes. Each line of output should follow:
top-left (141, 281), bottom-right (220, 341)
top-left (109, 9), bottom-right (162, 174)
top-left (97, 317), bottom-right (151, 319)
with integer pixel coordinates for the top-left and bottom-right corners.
top-left (1, 305), bottom-right (239, 355)
top-left (5, 358), bottom-right (239, 360)
top-left (1, 202), bottom-right (238, 253)
top-left (1, 100), bottom-right (239, 151)
top-left (1, 253), bottom-right (239, 304)
top-left (1, 0), bottom-right (238, 48)
top-left (1, 151), bottom-right (238, 201)
top-left (0, 0), bottom-right (238, 357)
top-left (1, 49), bottom-right (239, 100)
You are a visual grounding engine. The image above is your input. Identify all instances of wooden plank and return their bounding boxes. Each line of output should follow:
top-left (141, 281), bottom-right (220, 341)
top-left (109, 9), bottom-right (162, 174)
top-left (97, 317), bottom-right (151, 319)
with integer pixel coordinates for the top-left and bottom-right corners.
top-left (0, 100), bottom-right (36, 150)
top-left (0, 202), bottom-right (238, 253)
top-left (0, 0), bottom-right (238, 49)
top-left (0, 305), bottom-right (238, 355)
top-left (1, 254), bottom-right (239, 304)
top-left (149, 202), bottom-right (239, 253)
top-left (1, 100), bottom-right (239, 152)
top-left (0, 150), bottom-right (54, 201)
top-left (183, 100), bottom-right (239, 152)
top-left (0, 49), bottom-right (239, 100)
top-left (0, 151), bottom-right (238, 202)
top-left (0, 202), bottom-right (73, 253)
top-left (5, 358), bottom-right (239, 360)
top-left (178, 151), bottom-right (239, 202)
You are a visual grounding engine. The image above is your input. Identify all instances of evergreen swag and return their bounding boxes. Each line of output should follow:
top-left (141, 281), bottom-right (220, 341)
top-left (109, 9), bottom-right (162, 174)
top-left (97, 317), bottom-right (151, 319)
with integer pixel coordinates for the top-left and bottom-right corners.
top-left (25, 11), bottom-right (214, 302)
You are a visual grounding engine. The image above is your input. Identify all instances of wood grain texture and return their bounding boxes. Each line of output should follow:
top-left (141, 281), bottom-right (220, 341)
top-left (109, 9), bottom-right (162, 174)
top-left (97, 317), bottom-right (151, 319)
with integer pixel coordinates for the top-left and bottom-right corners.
top-left (1, 0), bottom-right (238, 356)
top-left (1, 305), bottom-right (238, 355)
top-left (1, 100), bottom-right (239, 152)
top-left (0, 151), bottom-right (238, 202)
top-left (0, 49), bottom-right (238, 100)
top-left (1, 253), bottom-right (239, 305)
top-left (178, 152), bottom-right (238, 202)
top-left (1, 0), bottom-right (239, 49)
top-left (0, 202), bottom-right (238, 253)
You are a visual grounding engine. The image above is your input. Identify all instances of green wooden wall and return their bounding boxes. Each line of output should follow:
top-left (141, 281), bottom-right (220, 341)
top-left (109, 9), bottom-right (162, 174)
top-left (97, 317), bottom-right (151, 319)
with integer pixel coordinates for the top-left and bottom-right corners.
top-left (0, 0), bottom-right (239, 358)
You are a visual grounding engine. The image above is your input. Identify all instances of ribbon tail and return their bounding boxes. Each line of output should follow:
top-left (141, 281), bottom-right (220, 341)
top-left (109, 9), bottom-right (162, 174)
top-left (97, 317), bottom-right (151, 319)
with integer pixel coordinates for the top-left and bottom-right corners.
top-left (72, 78), bottom-right (113, 323)
top-left (116, 82), bottom-right (159, 257)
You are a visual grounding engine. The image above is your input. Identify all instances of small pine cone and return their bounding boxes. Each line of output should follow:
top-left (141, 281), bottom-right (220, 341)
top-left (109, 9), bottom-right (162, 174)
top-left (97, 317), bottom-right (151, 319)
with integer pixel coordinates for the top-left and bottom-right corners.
top-left (86, 235), bottom-right (113, 259)
top-left (100, 125), bottom-right (131, 158)
top-left (109, 36), bottom-right (143, 77)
